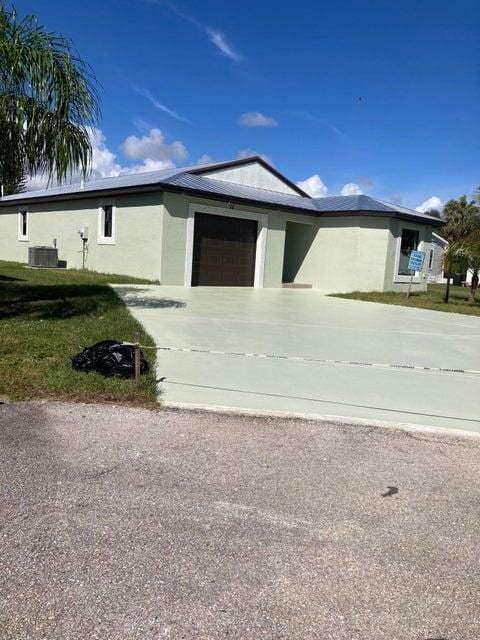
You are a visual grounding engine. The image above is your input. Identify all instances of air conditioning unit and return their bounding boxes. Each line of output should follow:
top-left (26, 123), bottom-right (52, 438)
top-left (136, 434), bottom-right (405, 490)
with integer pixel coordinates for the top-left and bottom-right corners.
top-left (28, 246), bottom-right (59, 268)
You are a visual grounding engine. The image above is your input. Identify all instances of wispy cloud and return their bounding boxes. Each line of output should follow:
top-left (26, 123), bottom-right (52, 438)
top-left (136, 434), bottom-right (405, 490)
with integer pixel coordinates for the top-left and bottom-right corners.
top-left (206, 28), bottom-right (243, 61)
top-left (288, 110), bottom-right (347, 139)
top-left (132, 86), bottom-right (191, 123)
top-left (144, 0), bottom-right (243, 62)
top-left (238, 112), bottom-right (278, 127)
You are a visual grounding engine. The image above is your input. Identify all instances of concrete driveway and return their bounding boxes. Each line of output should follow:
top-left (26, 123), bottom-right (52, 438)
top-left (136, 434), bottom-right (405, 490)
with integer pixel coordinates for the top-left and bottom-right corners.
top-left (1, 401), bottom-right (480, 639)
top-left (113, 285), bottom-right (480, 434)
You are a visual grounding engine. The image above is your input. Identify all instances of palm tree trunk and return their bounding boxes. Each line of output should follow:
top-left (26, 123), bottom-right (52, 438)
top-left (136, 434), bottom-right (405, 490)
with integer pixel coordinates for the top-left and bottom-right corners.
top-left (445, 274), bottom-right (451, 303)
top-left (469, 271), bottom-right (479, 303)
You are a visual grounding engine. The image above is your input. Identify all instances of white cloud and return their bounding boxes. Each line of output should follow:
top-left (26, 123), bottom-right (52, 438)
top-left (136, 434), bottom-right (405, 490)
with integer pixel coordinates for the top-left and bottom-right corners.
top-left (121, 128), bottom-right (188, 167)
top-left (341, 183), bottom-right (362, 196)
top-left (88, 127), bottom-right (123, 177)
top-left (236, 148), bottom-right (274, 167)
top-left (133, 86), bottom-right (191, 123)
top-left (25, 126), bottom-right (190, 191)
top-left (297, 174), bottom-right (328, 198)
top-left (197, 154), bottom-right (214, 165)
top-left (416, 196), bottom-right (443, 213)
top-left (206, 28), bottom-right (243, 61)
top-left (238, 112), bottom-right (278, 128)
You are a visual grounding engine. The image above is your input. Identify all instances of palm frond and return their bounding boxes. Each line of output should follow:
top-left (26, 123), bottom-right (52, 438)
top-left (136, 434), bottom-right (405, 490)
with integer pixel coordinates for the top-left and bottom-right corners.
top-left (0, 3), bottom-right (100, 191)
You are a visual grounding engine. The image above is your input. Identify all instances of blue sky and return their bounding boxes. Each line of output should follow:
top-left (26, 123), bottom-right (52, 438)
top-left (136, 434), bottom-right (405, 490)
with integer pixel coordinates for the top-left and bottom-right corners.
top-left (18, 0), bottom-right (480, 210)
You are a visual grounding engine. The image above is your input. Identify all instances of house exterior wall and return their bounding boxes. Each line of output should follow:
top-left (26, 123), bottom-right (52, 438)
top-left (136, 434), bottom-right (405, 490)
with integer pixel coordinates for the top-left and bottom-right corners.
top-left (283, 216), bottom-right (392, 293)
top-left (0, 193), bottom-right (164, 280)
top-left (161, 192), bottom-right (288, 287)
top-left (200, 161), bottom-right (299, 195)
top-left (281, 215), bottom-right (433, 293)
top-left (385, 219), bottom-right (432, 292)
top-left (0, 188), bottom-right (435, 292)
top-left (428, 233), bottom-right (447, 283)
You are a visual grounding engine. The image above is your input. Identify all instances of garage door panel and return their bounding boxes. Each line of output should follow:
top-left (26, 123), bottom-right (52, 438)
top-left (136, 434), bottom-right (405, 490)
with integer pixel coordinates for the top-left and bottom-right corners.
top-left (192, 213), bottom-right (257, 287)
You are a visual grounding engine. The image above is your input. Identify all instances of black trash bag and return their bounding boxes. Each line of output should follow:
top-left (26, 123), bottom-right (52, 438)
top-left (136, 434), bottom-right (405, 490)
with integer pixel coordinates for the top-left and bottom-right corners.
top-left (71, 340), bottom-right (149, 379)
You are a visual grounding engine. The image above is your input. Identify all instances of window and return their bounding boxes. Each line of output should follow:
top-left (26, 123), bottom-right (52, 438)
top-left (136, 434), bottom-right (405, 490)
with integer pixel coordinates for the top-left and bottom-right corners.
top-left (103, 205), bottom-right (113, 238)
top-left (98, 201), bottom-right (115, 244)
top-left (397, 228), bottom-right (419, 275)
top-left (428, 247), bottom-right (434, 270)
top-left (18, 208), bottom-right (28, 240)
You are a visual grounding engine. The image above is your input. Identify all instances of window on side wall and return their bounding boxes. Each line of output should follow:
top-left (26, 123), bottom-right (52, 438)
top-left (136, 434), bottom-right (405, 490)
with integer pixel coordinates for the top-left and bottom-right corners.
top-left (397, 228), bottom-right (419, 275)
top-left (98, 201), bottom-right (115, 244)
top-left (18, 208), bottom-right (28, 241)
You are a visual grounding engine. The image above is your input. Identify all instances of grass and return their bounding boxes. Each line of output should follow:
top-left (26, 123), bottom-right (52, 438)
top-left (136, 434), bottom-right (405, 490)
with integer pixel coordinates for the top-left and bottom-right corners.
top-left (0, 260), bottom-right (158, 406)
top-left (330, 283), bottom-right (480, 317)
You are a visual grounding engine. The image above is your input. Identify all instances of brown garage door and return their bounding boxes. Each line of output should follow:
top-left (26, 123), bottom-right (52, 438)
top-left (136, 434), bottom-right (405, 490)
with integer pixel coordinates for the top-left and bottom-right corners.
top-left (192, 213), bottom-right (258, 286)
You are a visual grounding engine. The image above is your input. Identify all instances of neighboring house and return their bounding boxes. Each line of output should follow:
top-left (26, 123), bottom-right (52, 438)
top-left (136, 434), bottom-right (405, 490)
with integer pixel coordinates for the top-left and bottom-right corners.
top-left (428, 232), bottom-right (448, 283)
top-left (0, 156), bottom-right (443, 293)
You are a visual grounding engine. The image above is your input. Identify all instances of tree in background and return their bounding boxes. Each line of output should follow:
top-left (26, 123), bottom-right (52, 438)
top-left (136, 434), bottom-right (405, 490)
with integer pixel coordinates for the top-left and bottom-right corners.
top-left (0, 4), bottom-right (100, 195)
top-left (443, 229), bottom-right (480, 303)
top-left (442, 195), bottom-right (480, 302)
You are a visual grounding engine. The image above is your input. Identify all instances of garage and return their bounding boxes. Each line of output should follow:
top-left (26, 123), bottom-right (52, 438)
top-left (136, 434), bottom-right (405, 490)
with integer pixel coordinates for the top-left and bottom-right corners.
top-left (191, 212), bottom-right (258, 286)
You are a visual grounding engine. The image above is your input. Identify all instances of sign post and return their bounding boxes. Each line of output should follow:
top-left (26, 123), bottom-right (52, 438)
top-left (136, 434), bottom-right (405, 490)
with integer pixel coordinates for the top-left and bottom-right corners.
top-left (406, 250), bottom-right (426, 298)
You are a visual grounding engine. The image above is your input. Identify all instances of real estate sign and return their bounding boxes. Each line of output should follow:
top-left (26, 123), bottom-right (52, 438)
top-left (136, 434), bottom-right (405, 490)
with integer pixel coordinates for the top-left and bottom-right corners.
top-left (408, 250), bottom-right (426, 272)
top-left (406, 250), bottom-right (426, 299)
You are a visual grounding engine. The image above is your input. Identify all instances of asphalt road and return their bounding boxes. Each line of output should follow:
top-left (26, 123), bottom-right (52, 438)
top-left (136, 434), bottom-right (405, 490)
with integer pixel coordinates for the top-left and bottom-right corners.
top-left (1, 401), bottom-right (479, 640)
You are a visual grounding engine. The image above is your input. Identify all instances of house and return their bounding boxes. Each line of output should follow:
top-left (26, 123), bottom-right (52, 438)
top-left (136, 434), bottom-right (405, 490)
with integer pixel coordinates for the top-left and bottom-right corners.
top-left (428, 232), bottom-right (448, 283)
top-left (0, 156), bottom-right (443, 293)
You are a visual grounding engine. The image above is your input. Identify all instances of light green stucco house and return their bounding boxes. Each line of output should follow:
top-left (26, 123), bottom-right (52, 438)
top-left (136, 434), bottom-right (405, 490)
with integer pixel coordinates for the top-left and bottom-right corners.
top-left (0, 156), bottom-right (442, 292)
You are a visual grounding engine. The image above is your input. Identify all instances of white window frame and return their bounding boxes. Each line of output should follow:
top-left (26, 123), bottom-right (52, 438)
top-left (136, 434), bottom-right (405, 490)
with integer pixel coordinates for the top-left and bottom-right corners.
top-left (97, 199), bottom-right (116, 245)
top-left (18, 207), bottom-right (29, 241)
top-left (184, 202), bottom-right (268, 287)
top-left (394, 225), bottom-right (425, 283)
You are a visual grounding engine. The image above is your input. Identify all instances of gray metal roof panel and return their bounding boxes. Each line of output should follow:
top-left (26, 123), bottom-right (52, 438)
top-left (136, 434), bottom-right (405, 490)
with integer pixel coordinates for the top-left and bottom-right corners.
top-left (0, 155), bottom-right (267, 203)
top-left (163, 173), bottom-right (318, 211)
top-left (0, 166), bottom-right (185, 201)
top-left (314, 194), bottom-right (442, 225)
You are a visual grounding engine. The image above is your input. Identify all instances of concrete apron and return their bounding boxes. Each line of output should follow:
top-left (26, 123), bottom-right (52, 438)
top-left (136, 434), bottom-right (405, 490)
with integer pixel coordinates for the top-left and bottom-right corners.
top-left (112, 284), bottom-right (480, 436)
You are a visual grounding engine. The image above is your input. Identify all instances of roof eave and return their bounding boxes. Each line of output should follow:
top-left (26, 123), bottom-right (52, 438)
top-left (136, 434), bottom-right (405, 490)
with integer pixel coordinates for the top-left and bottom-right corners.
top-left (0, 182), bottom-right (319, 216)
top-left (318, 209), bottom-right (444, 227)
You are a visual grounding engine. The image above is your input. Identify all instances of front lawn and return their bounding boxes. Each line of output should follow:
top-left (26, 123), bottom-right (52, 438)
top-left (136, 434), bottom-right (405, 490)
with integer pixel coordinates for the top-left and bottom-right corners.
top-left (330, 283), bottom-right (480, 317)
top-left (0, 260), bottom-right (158, 405)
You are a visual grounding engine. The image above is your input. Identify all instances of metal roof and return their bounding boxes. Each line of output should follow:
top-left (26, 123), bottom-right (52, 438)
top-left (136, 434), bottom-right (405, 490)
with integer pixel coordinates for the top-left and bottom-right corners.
top-left (313, 194), bottom-right (443, 224)
top-left (0, 157), bottom-right (442, 226)
top-left (163, 173), bottom-right (318, 212)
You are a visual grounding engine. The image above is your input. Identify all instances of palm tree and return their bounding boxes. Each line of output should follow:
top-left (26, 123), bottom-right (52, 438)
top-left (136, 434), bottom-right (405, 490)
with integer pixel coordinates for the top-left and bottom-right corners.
top-left (0, 4), bottom-right (100, 195)
top-left (441, 195), bottom-right (480, 302)
top-left (443, 229), bottom-right (480, 303)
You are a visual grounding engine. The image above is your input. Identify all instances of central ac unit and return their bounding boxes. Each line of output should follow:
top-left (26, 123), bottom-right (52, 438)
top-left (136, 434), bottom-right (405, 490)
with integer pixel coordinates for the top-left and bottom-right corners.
top-left (28, 246), bottom-right (59, 268)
